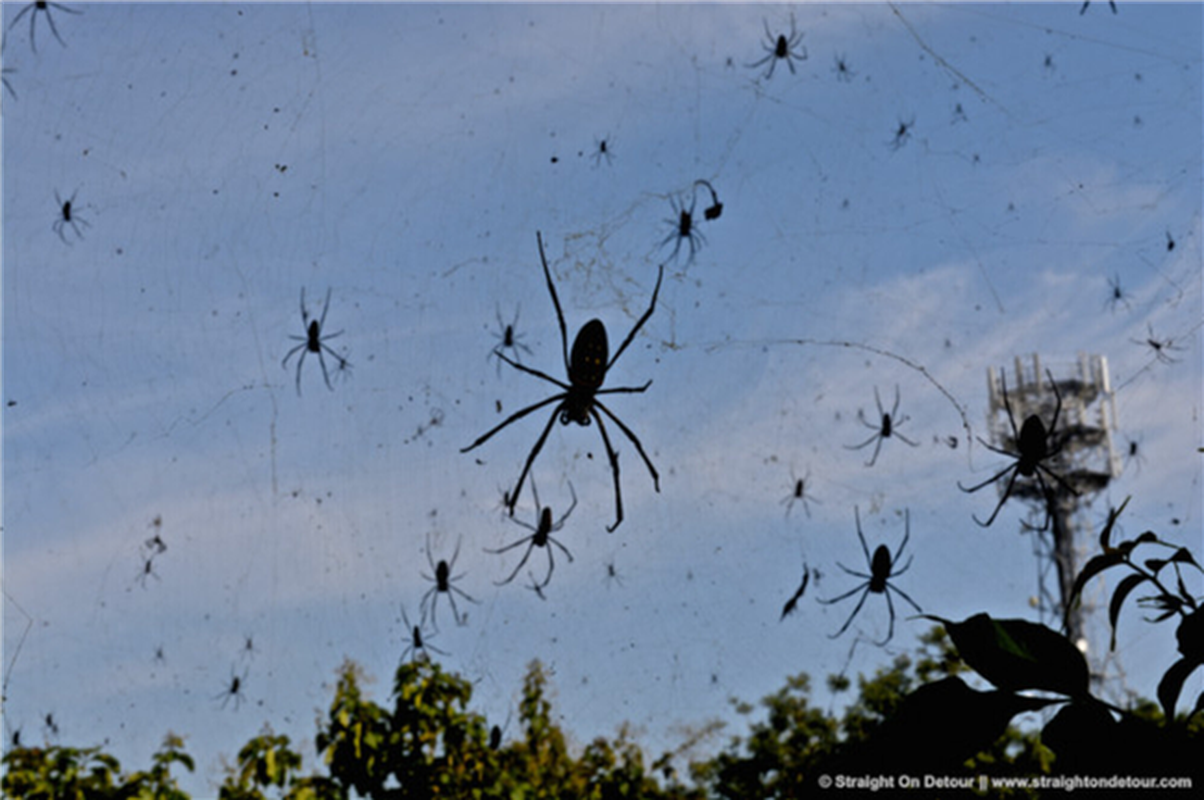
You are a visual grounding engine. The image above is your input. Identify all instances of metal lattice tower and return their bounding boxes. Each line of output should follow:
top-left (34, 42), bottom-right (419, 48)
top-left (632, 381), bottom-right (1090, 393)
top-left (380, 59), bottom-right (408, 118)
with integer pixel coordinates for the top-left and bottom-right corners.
top-left (983, 354), bottom-right (1121, 653)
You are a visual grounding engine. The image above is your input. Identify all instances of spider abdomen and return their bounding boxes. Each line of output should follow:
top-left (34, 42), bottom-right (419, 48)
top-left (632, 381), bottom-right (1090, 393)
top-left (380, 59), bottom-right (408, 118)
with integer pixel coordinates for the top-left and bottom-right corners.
top-left (1016, 415), bottom-right (1048, 474)
top-left (569, 319), bottom-right (609, 390)
top-left (869, 545), bottom-right (892, 593)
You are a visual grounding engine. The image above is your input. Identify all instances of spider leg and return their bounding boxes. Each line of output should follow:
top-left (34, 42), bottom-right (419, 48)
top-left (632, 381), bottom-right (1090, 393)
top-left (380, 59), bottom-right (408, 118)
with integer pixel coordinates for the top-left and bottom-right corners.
top-left (889, 583), bottom-right (923, 615)
top-left (894, 430), bottom-right (920, 448)
top-left (608, 262), bottom-right (663, 369)
top-left (595, 399), bottom-right (659, 490)
top-left (825, 570), bottom-right (871, 591)
top-left (492, 349), bottom-right (571, 390)
top-left (491, 540), bottom-right (536, 586)
top-left (844, 432), bottom-right (881, 451)
top-left (548, 537), bottom-right (574, 563)
top-left (486, 535), bottom-right (537, 556)
top-left (958, 463), bottom-right (1016, 494)
top-left (535, 231), bottom-right (571, 373)
top-left (878, 590), bottom-right (897, 646)
top-left (502, 406), bottom-right (563, 517)
top-left (866, 435), bottom-right (884, 467)
top-left (826, 585), bottom-right (872, 639)
top-left (1036, 462), bottom-right (1080, 497)
top-left (315, 348), bottom-right (333, 391)
top-left (971, 467), bottom-right (1020, 527)
top-left (853, 507), bottom-right (872, 562)
top-left (317, 287), bottom-right (332, 330)
top-left (449, 584), bottom-right (479, 614)
top-left (460, 393), bottom-right (565, 454)
top-left (293, 350), bottom-right (307, 395)
top-left (590, 408), bottom-right (626, 532)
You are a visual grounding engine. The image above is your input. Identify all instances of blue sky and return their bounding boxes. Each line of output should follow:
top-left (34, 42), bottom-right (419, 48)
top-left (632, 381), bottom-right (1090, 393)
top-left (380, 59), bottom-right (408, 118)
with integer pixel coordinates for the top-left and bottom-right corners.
top-left (2, 1), bottom-right (1201, 792)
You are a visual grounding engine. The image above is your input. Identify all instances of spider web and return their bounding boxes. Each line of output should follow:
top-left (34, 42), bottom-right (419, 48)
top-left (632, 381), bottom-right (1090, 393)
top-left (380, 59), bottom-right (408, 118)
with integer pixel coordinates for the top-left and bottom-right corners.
top-left (2, 3), bottom-right (1201, 789)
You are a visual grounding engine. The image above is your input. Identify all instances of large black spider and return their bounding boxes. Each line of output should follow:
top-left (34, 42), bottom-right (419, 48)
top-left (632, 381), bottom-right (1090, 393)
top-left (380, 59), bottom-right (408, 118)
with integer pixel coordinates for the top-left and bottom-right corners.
top-left (461, 231), bottom-right (662, 532)
top-left (52, 189), bottom-right (89, 244)
top-left (819, 507), bottom-right (921, 645)
top-left (487, 478), bottom-right (576, 589)
top-left (958, 369), bottom-right (1079, 529)
top-left (8, 1), bottom-right (81, 54)
top-left (747, 14), bottom-right (808, 79)
top-left (281, 287), bottom-right (349, 395)
top-left (845, 385), bottom-right (919, 467)
top-left (420, 534), bottom-right (478, 629)
top-left (1131, 323), bottom-right (1184, 365)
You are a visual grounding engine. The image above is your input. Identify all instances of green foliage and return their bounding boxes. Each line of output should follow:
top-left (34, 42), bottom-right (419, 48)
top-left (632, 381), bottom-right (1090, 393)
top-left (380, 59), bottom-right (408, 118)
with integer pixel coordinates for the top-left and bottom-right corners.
top-left (1, 733), bottom-right (193, 799)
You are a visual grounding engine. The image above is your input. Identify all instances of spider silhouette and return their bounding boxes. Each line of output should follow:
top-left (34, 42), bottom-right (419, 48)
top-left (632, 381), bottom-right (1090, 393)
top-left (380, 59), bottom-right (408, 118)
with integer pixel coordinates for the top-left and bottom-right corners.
top-left (214, 666), bottom-right (248, 711)
top-left (420, 534), bottom-right (479, 629)
top-left (461, 231), bottom-right (662, 532)
top-left (819, 508), bottom-right (921, 645)
top-left (1105, 274), bottom-right (1131, 313)
top-left (832, 53), bottom-right (856, 82)
top-left (1131, 323), bottom-right (1183, 365)
top-left (958, 369), bottom-right (1079, 529)
top-left (281, 287), bottom-right (349, 395)
top-left (888, 117), bottom-right (915, 151)
top-left (487, 478), bottom-right (576, 589)
top-left (400, 604), bottom-right (448, 663)
top-left (781, 466), bottom-right (820, 518)
top-left (845, 385), bottom-right (919, 467)
top-left (489, 303), bottom-right (533, 375)
top-left (660, 190), bottom-right (706, 265)
top-left (1080, 0), bottom-right (1117, 14)
top-left (591, 136), bottom-right (613, 167)
top-left (779, 562), bottom-right (810, 621)
top-left (52, 189), bottom-right (89, 244)
top-left (1122, 434), bottom-right (1146, 475)
top-left (8, 1), bottom-right (80, 54)
top-left (747, 14), bottom-right (808, 79)
top-left (603, 557), bottom-right (624, 588)
top-left (134, 556), bottom-right (160, 589)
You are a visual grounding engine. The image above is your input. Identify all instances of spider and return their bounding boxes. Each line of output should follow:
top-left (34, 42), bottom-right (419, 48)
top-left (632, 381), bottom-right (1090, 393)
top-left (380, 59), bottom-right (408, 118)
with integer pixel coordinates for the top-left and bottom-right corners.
top-left (51, 189), bottom-right (89, 244)
top-left (281, 287), bottom-right (350, 395)
top-left (660, 190), bottom-right (706, 265)
top-left (240, 634), bottom-right (256, 661)
top-left (43, 712), bottom-right (59, 738)
top-left (8, 1), bottom-right (80, 54)
top-left (1105, 274), bottom-right (1131, 313)
top-left (780, 466), bottom-right (820, 519)
top-left (832, 53), bottom-right (855, 82)
top-left (888, 117), bottom-right (915, 151)
top-left (819, 507), bottom-right (921, 645)
top-left (420, 534), bottom-right (479, 629)
top-left (747, 14), bottom-right (808, 80)
top-left (958, 369), bottom-right (1079, 529)
top-left (603, 557), bottom-right (624, 588)
top-left (461, 231), bottom-right (662, 532)
top-left (844, 385), bottom-right (920, 467)
top-left (591, 135), bottom-right (613, 167)
top-left (1123, 434), bottom-right (1146, 475)
top-left (489, 303), bottom-right (533, 375)
top-left (1165, 230), bottom-right (1175, 252)
top-left (1131, 323), bottom-right (1184, 365)
top-left (487, 478), bottom-right (576, 589)
top-left (134, 555), bottom-right (160, 589)
top-left (214, 665), bottom-right (249, 711)
top-left (779, 562), bottom-right (810, 621)
top-left (400, 604), bottom-right (447, 663)
top-left (1079, 0), bottom-right (1117, 14)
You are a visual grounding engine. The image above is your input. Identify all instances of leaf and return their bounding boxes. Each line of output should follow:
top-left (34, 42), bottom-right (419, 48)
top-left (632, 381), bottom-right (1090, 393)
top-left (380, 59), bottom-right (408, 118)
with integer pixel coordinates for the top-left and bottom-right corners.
top-left (1066, 552), bottom-right (1125, 626)
top-left (1108, 573), bottom-right (1148, 651)
top-left (1098, 497), bottom-right (1130, 551)
top-left (1144, 558), bottom-right (1168, 575)
top-left (1176, 606), bottom-right (1204, 661)
top-left (919, 613), bottom-right (1090, 697)
top-left (1157, 657), bottom-right (1203, 719)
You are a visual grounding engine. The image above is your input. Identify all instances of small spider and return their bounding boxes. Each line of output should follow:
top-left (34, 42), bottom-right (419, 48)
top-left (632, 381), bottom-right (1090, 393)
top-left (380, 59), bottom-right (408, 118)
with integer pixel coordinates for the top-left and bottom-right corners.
top-left (660, 190), bottom-right (706, 265)
top-left (1105, 274), bottom-right (1131, 313)
top-left (487, 478), bottom-right (576, 589)
top-left (779, 562), bottom-right (810, 621)
top-left (1080, 0), bottom-right (1117, 14)
top-left (1123, 434), bottom-right (1146, 475)
top-left (958, 369), bottom-right (1079, 529)
top-left (240, 634), bottom-right (256, 661)
top-left (591, 136), bottom-right (613, 167)
top-left (400, 604), bottom-right (448, 663)
top-left (489, 303), bottom-right (533, 375)
top-left (1131, 323), bottom-right (1184, 365)
top-left (888, 117), bottom-right (915, 151)
top-left (214, 666), bottom-right (249, 711)
top-left (747, 14), bottom-right (808, 80)
top-left (134, 556), bottom-right (160, 589)
top-left (154, 645), bottom-right (167, 664)
top-left (420, 534), bottom-right (479, 629)
top-left (819, 508), bottom-right (921, 645)
top-left (461, 232), bottom-right (662, 532)
top-left (281, 287), bottom-right (350, 395)
top-left (780, 467), bottom-right (820, 519)
top-left (603, 557), bottom-right (624, 588)
top-left (845, 385), bottom-right (920, 467)
top-left (8, 1), bottom-right (81, 55)
top-left (52, 189), bottom-right (89, 244)
top-left (832, 53), bottom-right (855, 82)
top-left (1165, 230), bottom-right (1175, 252)
top-left (43, 712), bottom-right (59, 738)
